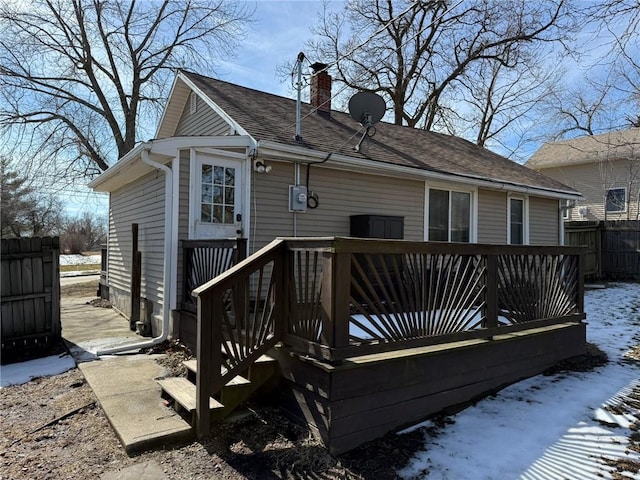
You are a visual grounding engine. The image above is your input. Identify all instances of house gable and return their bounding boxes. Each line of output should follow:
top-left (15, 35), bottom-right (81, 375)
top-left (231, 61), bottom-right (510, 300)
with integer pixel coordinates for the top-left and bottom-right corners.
top-left (155, 72), bottom-right (253, 141)
top-left (527, 129), bottom-right (640, 221)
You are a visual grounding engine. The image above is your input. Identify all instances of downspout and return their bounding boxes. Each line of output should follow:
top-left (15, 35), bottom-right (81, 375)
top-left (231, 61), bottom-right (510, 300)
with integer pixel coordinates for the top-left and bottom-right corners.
top-left (97, 143), bottom-right (172, 355)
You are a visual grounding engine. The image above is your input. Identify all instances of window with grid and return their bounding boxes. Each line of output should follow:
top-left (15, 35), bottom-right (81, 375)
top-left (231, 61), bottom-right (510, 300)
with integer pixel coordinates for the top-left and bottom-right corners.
top-left (200, 165), bottom-right (235, 224)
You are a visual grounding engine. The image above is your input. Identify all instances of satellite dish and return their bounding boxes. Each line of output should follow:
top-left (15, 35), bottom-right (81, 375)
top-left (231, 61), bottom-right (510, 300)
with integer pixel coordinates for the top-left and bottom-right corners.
top-left (348, 92), bottom-right (386, 127)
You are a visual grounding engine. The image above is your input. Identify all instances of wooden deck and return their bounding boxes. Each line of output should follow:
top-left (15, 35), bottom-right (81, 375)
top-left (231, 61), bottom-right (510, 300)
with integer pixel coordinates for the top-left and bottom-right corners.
top-left (172, 237), bottom-right (587, 454)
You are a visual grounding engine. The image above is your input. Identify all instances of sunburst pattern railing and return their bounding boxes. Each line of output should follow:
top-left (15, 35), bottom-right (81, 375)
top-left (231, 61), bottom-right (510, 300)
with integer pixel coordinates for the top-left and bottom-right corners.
top-left (182, 239), bottom-right (246, 309)
top-left (497, 253), bottom-right (579, 325)
top-left (288, 249), bottom-right (323, 342)
top-left (349, 253), bottom-right (487, 341)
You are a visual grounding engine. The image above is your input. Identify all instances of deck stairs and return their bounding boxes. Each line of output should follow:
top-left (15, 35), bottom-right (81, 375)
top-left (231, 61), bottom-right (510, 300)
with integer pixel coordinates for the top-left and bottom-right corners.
top-left (157, 348), bottom-right (279, 427)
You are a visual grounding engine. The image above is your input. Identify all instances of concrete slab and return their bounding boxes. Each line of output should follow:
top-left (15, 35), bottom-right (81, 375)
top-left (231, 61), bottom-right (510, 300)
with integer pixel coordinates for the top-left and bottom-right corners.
top-left (78, 354), bottom-right (193, 453)
top-left (100, 460), bottom-right (168, 480)
top-left (61, 296), bottom-right (138, 345)
top-left (61, 297), bottom-right (194, 454)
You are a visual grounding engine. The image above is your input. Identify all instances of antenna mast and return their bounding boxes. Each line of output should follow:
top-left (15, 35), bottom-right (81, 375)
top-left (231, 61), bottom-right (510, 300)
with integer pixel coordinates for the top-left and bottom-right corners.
top-left (295, 52), bottom-right (304, 142)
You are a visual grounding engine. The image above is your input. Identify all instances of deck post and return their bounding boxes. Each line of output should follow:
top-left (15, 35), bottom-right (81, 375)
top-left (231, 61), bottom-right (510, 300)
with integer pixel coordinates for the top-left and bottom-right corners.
top-left (577, 252), bottom-right (585, 313)
top-left (274, 247), bottom-right (289, 339)
top-left (320, 249), bottom-right (351, 357)
top-left (332, 251), bottom-right (351, 350)
top-left (485, 254), bottom-right (498, 333)
top-left (195, 292), bottom-right (222, 438)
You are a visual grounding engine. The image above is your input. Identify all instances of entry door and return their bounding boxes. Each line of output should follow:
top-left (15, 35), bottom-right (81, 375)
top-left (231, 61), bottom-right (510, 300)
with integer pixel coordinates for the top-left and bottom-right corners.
top-left (192, 155), bottom-right (244, 239)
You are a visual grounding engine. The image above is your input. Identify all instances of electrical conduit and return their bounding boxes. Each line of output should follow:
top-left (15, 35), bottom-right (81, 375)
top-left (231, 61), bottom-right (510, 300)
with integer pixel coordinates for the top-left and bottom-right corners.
top-left (97, 143), bottom-right (172, 355)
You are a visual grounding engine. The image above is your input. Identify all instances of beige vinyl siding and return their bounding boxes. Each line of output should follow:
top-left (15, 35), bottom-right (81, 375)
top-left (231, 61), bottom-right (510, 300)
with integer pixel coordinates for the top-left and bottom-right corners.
top-left (535, 159), bottom-right (639, 221)
top-left (174, 93), bottom-right (232, 136)
top-left (250, 161), bottom-right (424, 253)
top-left (477, 189), bottom-right (507, 244)
top-left (529, 196), bottom-right (560, 245)
top-left (108, 170), bottom-right (166, 332)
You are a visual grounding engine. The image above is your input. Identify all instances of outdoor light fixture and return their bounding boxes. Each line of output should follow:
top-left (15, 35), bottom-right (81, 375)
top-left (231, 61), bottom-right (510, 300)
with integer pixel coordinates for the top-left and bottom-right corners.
top-left (253, 160), bottom-right (272, 173)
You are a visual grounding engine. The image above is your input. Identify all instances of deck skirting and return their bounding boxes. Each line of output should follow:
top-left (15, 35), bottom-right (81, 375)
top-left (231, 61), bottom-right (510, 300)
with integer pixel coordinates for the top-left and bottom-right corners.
top-left (276, 321), bottom-right (586, 455)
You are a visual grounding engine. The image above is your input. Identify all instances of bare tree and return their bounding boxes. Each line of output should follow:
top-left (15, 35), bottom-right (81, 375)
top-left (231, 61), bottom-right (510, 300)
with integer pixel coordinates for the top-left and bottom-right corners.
top-left (549, 0), bottom-right (640, 139)
top-left (546, 79), bottom-right (615, 139)
top-left (61, 211), bottom-right (107, 253)
top-left (452, 47), bottom-right (562, 159)
top-left (0, 0), bottom-right (253, 180)
top-left (305, 0), bottom-right (577, 136)
top-left (1, 157), bottom-right (63, 238)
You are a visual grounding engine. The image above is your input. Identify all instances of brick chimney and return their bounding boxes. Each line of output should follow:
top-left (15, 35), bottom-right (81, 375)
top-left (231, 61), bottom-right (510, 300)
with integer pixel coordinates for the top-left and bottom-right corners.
top-left (310, 62), bottom-right (331, 115)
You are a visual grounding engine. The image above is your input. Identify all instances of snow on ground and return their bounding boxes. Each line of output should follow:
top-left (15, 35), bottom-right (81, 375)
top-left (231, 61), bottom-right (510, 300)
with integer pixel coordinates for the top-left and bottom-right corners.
top-left (0, 353), bottom-right (75, 389)
top-left (398, 282), bottom-right (640, 480)
top-left (59, 254), bottom-right (101, 266)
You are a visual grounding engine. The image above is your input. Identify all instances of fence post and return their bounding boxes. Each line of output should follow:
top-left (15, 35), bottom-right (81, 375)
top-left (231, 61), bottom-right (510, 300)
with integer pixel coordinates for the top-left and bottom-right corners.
top-left (321, 247), bottom-right (351, 357)
top-left (485, 254), bottom-right (498, 335)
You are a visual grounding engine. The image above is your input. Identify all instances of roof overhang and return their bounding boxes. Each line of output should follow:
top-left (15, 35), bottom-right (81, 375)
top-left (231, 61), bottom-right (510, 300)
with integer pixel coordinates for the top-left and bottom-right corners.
top-left (89, 136), bottom-right (252, 192)
top-left (256, 140), bottom-right (583, 200)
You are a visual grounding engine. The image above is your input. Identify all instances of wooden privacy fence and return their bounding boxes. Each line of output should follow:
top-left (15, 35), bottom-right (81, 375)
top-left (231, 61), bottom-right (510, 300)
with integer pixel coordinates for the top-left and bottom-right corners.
top-left (565, 220), bottom-right (640, 279)
top-left (1, 237), bottom-right (61, 353)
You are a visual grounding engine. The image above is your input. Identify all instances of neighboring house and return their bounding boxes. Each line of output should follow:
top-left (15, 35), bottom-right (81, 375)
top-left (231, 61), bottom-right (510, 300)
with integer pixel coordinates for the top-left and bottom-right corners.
top-left (527, 128), bottom-right (640, 222)
top-left (89, 68), bottom-right (581, 339)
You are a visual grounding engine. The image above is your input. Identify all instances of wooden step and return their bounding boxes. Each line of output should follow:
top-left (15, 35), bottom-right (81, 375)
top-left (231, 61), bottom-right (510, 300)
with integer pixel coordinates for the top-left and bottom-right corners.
top-left (157, 377), bottom-right (223, 415)
top-left (183, 359), bottom-right (251, 386)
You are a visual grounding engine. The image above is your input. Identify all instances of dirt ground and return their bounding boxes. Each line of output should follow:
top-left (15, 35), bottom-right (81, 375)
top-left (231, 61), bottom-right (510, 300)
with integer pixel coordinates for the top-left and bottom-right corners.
top-left (0, 283), bottom-right (638, 479)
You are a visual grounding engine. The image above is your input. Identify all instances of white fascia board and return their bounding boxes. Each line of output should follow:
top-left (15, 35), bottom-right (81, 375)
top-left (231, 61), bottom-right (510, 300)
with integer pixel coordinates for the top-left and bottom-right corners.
top-left (151, 136), bottom-right (253, 155)
top-left (88, 136), bottom-right (253, 192)
top-left (177, 72), bottom-right (257, 144)
top-left (256, 140), bottom-right (584, 201)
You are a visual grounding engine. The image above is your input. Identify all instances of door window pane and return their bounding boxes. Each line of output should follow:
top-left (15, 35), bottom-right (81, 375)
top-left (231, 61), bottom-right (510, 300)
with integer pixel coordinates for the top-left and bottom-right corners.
top-left (429, 189), bottom-right (449, 241)
top-left (510, 198), bottom-right (524, 245)
top-left (200, 164), bottom-right (236, 225)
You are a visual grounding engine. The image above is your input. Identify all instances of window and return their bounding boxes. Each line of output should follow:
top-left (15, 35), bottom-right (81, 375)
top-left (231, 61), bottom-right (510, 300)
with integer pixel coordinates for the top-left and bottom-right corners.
top-left (428, 188), bottom-right (471, 242)
top-left (605, 188), bottom-right (626, 213)
top-left (509, 197), bottom-right (525, 245)
top-left (200, 164), bottom-right (235, 224)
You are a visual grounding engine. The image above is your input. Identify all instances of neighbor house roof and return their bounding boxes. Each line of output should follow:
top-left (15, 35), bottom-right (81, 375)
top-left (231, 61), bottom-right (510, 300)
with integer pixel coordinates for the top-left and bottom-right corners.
top-left (178, 71), bottom-right (579, 197)
top-left (527, 128), bottom-right (640, 169)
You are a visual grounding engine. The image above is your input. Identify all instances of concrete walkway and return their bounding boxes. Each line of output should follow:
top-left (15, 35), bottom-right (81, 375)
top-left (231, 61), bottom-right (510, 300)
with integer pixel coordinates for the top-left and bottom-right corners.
top-left (61, 295), bottom-right (192, 454)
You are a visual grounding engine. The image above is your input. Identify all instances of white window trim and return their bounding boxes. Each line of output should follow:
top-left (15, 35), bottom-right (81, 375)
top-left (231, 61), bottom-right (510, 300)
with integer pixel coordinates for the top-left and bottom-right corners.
top-left (507, 195), bottom-right (529, 245)
top-left (424, 182), bottom-right (477, 243)
top-left (188, 147), bottom-right (248, 240)
top-left (605, 187), bottom-right (627, 213)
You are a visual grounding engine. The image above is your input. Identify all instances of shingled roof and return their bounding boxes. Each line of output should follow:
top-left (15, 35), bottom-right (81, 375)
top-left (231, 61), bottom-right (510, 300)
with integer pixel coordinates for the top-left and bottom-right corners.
top-left (527, 128), bottom-right (640, 169)
top-left (181, 71), bottom-right (578, 196)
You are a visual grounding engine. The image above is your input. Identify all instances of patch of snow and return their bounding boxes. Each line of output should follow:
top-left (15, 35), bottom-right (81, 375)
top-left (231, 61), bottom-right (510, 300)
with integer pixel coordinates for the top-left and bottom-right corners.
top-left (0, 353), bottom-right (76, 388)
top-left (66, 337), bottom-right (143, 362)
top-left (60, 254), bottom-right (101, 266)
top-left (398, 282), bottom-right (640, 479)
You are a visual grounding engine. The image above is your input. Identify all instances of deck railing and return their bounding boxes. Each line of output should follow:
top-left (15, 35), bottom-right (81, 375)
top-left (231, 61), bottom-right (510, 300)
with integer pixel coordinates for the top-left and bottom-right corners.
top-left (282, 238), bottom-right (585, 361)
top-left (192, 237), bottom-right (585, 436)
top-left (181, 238), bottom-right (247, 311)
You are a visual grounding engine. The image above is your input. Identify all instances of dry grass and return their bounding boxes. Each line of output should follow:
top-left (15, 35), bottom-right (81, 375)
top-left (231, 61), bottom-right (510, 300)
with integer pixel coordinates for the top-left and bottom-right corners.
top-left (60, 264), bottom-right (101, 272)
